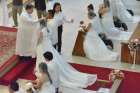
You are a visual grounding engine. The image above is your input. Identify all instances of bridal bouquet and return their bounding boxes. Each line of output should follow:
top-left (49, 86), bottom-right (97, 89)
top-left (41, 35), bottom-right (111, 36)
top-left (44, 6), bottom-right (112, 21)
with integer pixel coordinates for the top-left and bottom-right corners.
top-left (109, 69), bottom-right (124, 81)
top-left (79, 21), bottom-right (86, 32)
top-left (25, 82), bottom-right (38, 93)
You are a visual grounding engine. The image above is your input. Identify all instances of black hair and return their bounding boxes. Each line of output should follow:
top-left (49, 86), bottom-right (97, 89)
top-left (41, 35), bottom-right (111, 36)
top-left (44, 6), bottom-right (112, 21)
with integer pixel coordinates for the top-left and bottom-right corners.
top-left (47, 9), bottom-right (55, 18)
top-left (9, 81), bottom-right (19, 91)
top-left (43, 51), bottom-right (53, 61)
top-left (80, 21), bottom-right (84, 25)
top-left (104, 0), bottom-right (110, 8)
top-left (87, 4), bottom-right (94, 10)
top-left (53, 2), bottom-right (62, 13)
top-left (25, 4), bottom-right (34, 10)
top-left (88, 12), bottom-right (96, 18)
top-left (39, 63), bottom-right (53, 84)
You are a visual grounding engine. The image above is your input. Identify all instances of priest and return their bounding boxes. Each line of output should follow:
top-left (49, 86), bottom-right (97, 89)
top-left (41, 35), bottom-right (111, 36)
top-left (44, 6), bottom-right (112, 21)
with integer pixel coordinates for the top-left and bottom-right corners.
top-left (15, 4), bottom-right (44, 59)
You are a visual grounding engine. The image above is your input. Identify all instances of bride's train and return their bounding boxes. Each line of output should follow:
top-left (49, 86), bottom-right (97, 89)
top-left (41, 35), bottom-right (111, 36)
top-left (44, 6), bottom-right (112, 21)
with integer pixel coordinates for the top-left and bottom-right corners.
top-left (83, 15), bottom-right (118, 62)
top-left (100, 12), bottom-right (133, 41)
top-left (36, 27), bottom-right (97, 92)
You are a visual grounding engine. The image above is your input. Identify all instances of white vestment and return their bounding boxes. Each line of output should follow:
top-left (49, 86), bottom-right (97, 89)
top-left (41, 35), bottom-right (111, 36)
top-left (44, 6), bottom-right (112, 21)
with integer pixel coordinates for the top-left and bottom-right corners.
top-left (84, 18), bottom-right (118, 62)
top-left (36, 27), bottom-right (97, 90)
top-left (15, 12), bottom-right (40, 57)
top-left (0, 0), bottom-right (9, 26)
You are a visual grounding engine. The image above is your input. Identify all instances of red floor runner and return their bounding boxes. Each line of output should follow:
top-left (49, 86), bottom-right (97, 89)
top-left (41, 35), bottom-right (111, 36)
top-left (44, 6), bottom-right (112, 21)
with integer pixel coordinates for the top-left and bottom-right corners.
top-left (19, 62), bottom-right (140, 93)
top-left (19, 61), bottom-right (36, 80)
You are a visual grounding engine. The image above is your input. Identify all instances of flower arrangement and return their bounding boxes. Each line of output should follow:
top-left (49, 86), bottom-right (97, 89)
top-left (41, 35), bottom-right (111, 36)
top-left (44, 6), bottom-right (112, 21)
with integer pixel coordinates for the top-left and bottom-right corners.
top-left (79, 21), bottom-right (86, 32)
top-left (128, 38), bottom-right (140, 68)
top-left (109, 69), bottom-right (125, 82)
top-left (128, 38), bottom-right (140, 52)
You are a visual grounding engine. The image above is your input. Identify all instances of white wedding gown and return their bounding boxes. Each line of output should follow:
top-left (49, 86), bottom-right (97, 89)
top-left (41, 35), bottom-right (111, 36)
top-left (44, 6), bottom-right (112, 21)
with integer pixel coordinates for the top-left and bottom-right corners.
top-left (110, 0), bottom-right (140, 32)
top-left (39, 82), bottom-right (55, 93)
top-left (0, 0), bottom-right (9, 26)
top-left (36, 73), bottom-right (56, 93)
top-left (83, 18), bottom-right (118, 62)
top-left (60, 86), bottom-right (96, 93)
top-left (110, 0), bottom-right (140, 23)
top-left (100, 11), bottom-right (132, 41)
top-left (36, 27), bottom-right (97, 92)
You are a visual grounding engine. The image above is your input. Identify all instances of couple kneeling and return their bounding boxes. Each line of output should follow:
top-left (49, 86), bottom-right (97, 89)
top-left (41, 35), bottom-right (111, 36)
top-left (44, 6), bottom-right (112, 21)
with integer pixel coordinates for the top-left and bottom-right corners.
top-left (29, 51), bottom-right (97, 93)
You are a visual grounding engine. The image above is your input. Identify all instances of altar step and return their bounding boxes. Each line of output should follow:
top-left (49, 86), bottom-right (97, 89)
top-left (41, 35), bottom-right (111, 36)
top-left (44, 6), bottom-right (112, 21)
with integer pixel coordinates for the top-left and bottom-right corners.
top-left (0, 55), bottom-right (17, 78)
top-left (0, 57), bottom-right (36, 85)
top-left (0, 58), bottom-right (140, 92)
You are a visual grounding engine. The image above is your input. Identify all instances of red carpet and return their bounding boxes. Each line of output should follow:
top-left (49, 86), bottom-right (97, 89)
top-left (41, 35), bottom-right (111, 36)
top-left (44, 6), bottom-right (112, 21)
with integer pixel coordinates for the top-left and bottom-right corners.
top-left (1, 26), bottom-right (140, 92)
top-left (0, 26), bottom-right (18, 81)
top-left (19, 61), bottom-right (36, 80)
top-left (0, 55), bottom-right (17, 78)
top-left (72, 64), bottom-right (140, 93)
top-left (0, 58), bottom-right (36, 85)
top-left (16, 62), bottom-right (140, 93)
top-left (0, 26), bottom-right (17, 68)
top-left (1, 57), bottom-right (140, 93)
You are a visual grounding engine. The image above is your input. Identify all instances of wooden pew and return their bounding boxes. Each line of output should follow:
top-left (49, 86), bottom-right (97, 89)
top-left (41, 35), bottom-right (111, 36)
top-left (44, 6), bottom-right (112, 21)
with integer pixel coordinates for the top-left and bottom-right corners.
top-left (97, 76), bottom-right (123, 93)
top-left (72, 31), bottom-right (86, 57)
top-left (121, 22), bottom-right (140, 64)
top-left (110, 79), bottom-right (123, 93)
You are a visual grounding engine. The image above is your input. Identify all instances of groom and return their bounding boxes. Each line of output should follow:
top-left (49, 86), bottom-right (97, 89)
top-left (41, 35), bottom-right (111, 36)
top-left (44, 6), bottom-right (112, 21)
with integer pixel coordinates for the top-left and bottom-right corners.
top-left (43, 51), bottom-right (60, 93)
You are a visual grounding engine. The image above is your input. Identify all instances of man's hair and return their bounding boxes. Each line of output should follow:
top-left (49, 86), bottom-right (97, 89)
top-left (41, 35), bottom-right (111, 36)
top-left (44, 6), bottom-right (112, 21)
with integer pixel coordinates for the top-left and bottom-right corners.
top-left (43, 51), bottom-right (53, 61)
top-left (88, 4), bottom-right (94, 10)
top-left (9, 81), bottom-right (19, 91)
top-left (47, 10), bottom-right (55, 17)
top-left (25, 4), bottom-right (34, 10)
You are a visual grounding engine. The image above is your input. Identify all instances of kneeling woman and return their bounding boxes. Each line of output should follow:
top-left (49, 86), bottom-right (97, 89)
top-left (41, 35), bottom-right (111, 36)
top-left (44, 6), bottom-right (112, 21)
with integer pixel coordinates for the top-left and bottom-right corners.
top-left (83, 12), bottom-right (118, 62)
top-left (32, 63), bottom-right (55, 93)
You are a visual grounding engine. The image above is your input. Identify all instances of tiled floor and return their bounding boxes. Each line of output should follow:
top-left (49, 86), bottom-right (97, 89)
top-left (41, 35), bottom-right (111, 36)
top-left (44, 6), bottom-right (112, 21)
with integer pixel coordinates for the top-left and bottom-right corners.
top-left (0, 0), bottom-right (140, 93)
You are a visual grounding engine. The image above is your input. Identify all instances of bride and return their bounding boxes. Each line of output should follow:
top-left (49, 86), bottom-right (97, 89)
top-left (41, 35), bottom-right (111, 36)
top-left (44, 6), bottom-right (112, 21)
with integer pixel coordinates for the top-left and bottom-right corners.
top-left (32, 63), bottom-right (55, 93)
top-left (36, 10), bottom-right (97, 92)
top-left (98, 0), bottom-right (132, 41)
top-left (110, 0), bottom-right (140, 23)
top-left (0, 0), bottom-right (9, 26)
top-left (83, 12), bottom-right (118, 62)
